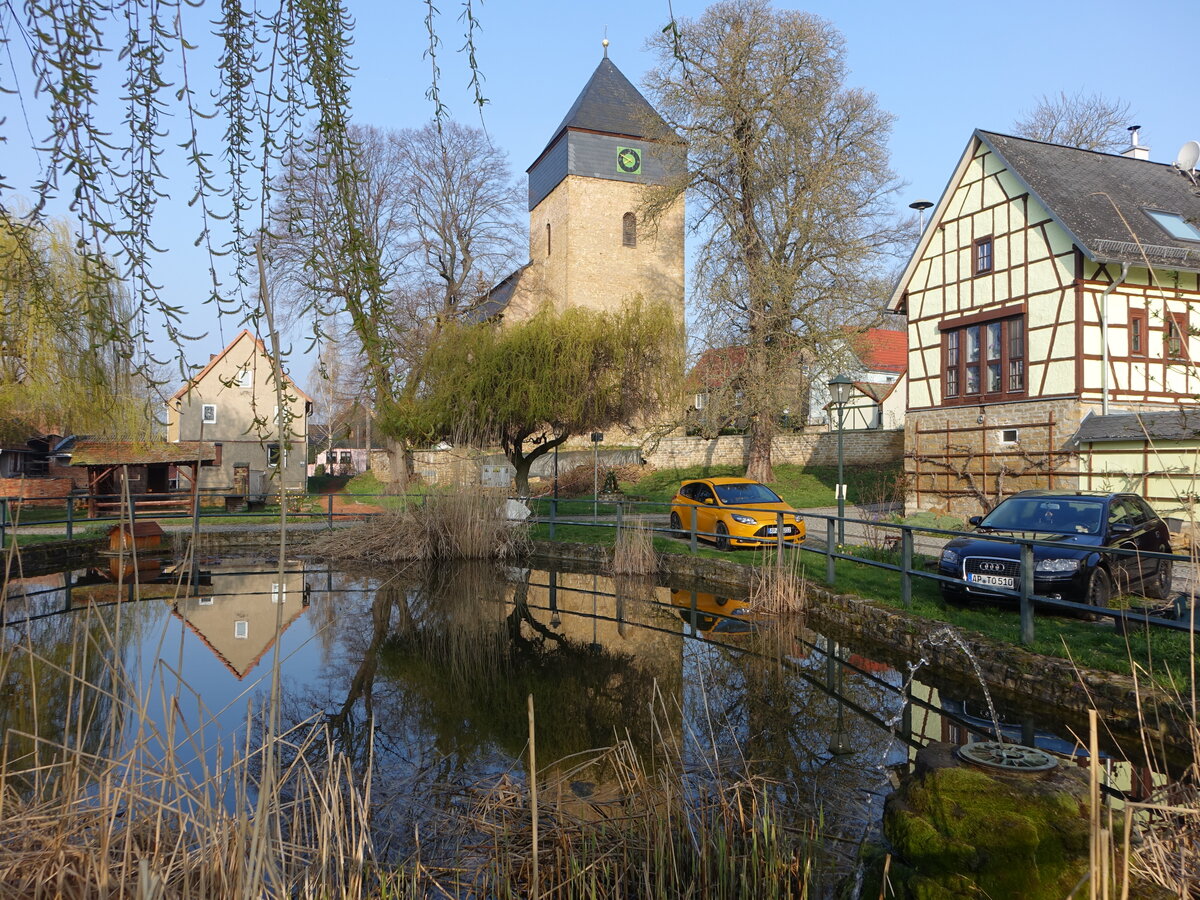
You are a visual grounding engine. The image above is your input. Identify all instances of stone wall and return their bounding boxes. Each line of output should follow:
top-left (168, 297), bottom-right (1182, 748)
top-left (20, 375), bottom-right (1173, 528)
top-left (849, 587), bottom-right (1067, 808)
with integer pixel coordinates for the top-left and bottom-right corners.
top-left (528, 540), bottom-right (1189, 752)
top-left (905, 398), bottom-right (1088, 517)
top-left (644, 429), bottom-right (904, 470)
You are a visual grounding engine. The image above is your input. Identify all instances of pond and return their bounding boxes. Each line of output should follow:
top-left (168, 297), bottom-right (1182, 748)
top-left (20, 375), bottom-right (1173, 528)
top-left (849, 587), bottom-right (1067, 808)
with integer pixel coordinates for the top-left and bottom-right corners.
top-left (0, 555), bottom-right (1168, 891)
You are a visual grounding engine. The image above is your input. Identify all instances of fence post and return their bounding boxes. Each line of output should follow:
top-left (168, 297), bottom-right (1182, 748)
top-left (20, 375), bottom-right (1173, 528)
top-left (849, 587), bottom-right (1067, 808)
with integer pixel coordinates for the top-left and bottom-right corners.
top-left (615, 501), bottom-right (623, 538)
top-left (1020, 542), bottom-right (1035, 646)
top-left (689, 506), bottom-right (698, 554)
top-left (0, 498), bottom-right (6, 548)
top-left (776, 511), bottom-right (784, 553)
top-left (66, 495), bottom-right (74, 541)
top-left (826, 518), bottom-right (836, 585)
top-left (549, 498), bottom-right (557, 540)
top-left (901, 527), bottom-right (913, 609)
top-left (327, 494), bottom-right (334, 529)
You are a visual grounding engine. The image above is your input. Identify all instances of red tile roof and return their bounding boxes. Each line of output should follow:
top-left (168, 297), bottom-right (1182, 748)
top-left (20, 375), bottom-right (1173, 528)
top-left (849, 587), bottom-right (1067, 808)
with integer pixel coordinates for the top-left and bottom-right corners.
top-left (850, 329), bottom-right (907, 374)
top-left (687, 346), bottom-right (747, 390)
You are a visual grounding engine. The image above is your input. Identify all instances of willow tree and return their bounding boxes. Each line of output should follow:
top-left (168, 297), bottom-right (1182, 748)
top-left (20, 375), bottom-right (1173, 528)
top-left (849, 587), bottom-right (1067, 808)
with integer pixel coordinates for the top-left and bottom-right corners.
top-left (0, 216), bottom-right (151, 441)
top-left (644, 0), bottom-right (903, 482)
top-left (386, 300), bottom-right (683, 496)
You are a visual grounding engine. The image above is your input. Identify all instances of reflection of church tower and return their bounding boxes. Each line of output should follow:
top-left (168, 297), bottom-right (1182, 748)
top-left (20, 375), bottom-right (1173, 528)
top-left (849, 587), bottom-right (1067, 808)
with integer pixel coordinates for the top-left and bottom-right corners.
top-left (501, 47), bottom-right (685, 321)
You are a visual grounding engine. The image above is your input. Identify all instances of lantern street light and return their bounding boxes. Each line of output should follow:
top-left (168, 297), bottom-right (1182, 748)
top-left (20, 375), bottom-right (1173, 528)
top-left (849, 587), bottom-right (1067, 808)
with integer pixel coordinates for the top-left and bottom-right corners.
top-left (828, 374), bottom-right (854, 546)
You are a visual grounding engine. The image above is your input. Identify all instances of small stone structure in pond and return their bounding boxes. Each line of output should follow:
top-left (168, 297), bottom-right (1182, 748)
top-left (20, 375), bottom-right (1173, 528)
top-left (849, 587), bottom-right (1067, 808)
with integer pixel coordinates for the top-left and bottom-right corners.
top-left (861, 741), bottom-right (1090, 899)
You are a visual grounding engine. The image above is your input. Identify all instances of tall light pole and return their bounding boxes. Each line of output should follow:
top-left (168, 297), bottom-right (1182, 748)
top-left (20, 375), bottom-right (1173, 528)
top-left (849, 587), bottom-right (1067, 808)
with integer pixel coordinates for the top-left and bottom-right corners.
top-left (828, 374), bottom-right (853, 546)
top-left (908, 199), bottom-right (933, 233)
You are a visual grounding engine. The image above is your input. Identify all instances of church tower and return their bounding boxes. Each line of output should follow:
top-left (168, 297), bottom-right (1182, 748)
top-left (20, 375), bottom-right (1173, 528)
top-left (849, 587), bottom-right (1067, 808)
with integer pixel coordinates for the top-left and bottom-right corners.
top-left (505, 48), bottom-right (685, 321)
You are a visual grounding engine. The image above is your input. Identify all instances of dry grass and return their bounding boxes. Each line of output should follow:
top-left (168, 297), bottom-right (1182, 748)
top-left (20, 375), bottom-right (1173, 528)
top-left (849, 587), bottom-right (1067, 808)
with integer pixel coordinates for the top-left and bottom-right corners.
top-left (749, 552), bottom-right (807, 616)
top-left (307, 489), bottom-right (530, 563)
top-left (540, 463), bottom-right (649, 498)
top-left (0, 603), bottom-right (375, 899)
top-left (455, 708), bottom-right (815, 898)
top-left (611, 520), bottom-right (657, 577)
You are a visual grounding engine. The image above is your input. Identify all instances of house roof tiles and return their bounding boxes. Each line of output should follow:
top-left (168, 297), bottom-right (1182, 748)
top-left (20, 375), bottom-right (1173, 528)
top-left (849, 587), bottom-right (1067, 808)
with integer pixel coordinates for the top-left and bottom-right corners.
top-left (850, 328), bottom-right (907, 373)
top-left (978, 131), bottom-right (1200, 274)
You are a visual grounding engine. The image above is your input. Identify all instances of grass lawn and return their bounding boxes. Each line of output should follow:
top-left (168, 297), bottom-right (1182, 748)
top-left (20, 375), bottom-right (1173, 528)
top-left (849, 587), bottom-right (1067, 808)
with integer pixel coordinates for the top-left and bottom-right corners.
top-left (531, 519), bottom-right (1195, 691)
top-left (621, 461), bottom-right (904, 509)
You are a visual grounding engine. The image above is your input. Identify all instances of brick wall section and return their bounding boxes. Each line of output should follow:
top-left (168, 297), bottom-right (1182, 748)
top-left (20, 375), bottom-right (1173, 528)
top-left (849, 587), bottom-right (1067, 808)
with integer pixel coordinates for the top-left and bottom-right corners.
top-left (645, 430), bottom-right (904, 470)
top-left (0, 477), bottom-right (75, 507)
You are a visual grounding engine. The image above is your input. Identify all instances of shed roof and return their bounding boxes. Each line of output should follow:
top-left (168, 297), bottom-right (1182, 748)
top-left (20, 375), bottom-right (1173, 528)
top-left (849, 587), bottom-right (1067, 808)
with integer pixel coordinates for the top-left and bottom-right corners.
top-left (70, 441), bottom-right (218, 466)
top-left (1076, 409), bottom-right (1200, 444)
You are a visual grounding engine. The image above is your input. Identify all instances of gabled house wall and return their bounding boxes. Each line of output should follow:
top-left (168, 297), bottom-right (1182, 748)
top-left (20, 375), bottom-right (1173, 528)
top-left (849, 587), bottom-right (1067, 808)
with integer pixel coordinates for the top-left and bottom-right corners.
top-left (166, 330), bottom-right (312, 495)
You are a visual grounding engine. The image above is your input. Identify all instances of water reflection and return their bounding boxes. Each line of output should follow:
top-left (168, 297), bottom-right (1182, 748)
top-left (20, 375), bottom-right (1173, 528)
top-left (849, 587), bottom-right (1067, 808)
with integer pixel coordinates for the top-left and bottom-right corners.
top-left (0, 556), bottom-right (1172, 869)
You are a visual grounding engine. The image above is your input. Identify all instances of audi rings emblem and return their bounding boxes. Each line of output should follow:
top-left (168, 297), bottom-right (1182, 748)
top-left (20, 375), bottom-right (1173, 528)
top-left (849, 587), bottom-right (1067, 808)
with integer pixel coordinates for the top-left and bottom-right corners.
top-left (979, 561), bottom-right (1006, 573)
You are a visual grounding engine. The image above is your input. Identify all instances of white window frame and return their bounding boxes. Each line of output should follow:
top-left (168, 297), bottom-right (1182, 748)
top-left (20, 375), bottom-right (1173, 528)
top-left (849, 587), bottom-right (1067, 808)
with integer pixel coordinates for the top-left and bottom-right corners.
top-left (236, 367), bottom-right (252, 388)
top-left (998, 428), bottom-right (1019, 445)
top-left (234, 620), bottom-right (248, 639)
top-left (267, 443), bottom-right (288, 468)
top-left (272, 582), bottom-right (286, 604)
top-left (198, 596), bottom-right (214, 606)
top-left (201, 403), bottom-right (217, 425)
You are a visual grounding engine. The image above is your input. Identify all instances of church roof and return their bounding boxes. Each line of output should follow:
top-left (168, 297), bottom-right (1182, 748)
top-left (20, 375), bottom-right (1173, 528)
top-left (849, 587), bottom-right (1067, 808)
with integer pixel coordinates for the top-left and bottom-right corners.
top-left (539, 57), bottom-right (675, 158)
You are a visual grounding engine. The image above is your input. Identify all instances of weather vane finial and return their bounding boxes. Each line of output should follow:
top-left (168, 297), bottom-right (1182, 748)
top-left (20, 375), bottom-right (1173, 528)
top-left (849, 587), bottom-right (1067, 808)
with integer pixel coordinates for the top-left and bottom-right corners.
top-left (602, 27), bottom-right (609, 58)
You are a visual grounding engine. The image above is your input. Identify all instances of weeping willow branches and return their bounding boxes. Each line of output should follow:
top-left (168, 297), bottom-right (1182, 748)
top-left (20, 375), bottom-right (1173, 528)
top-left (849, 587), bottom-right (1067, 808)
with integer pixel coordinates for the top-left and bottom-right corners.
top-left (0, 0), bottom-right (490, 397)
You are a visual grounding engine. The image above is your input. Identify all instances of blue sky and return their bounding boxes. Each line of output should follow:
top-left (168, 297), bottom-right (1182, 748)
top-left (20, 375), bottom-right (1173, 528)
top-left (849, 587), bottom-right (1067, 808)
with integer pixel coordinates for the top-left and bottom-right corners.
top-left (3, 0), bottom-right (1196, 386)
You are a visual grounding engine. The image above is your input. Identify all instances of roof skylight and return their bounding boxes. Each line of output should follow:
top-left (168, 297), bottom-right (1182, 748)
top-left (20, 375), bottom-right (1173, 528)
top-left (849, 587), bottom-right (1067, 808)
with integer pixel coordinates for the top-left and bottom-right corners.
top-left (1145, 209), bottom-right (1200, 242)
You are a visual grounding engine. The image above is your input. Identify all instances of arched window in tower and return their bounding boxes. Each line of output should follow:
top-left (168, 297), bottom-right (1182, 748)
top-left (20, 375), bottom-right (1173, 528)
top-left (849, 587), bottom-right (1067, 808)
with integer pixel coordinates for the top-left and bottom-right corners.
top-left (622, 212), bottom-right (637, 248)
top-left (546, 223), bottom-right (552, 256)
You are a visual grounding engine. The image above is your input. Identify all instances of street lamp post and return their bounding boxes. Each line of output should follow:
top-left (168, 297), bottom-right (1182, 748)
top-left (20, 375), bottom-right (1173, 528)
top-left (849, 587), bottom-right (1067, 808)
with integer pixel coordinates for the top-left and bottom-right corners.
top-left (828, 374), bottom-right (853, 546)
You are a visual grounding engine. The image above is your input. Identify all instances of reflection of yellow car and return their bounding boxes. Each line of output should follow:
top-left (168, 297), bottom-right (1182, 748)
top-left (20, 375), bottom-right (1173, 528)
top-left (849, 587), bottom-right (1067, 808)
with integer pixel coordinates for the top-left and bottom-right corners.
top-left (670, 587), bottom-right (756, 633)
top-left (668, 477), bottom-right (806, 550)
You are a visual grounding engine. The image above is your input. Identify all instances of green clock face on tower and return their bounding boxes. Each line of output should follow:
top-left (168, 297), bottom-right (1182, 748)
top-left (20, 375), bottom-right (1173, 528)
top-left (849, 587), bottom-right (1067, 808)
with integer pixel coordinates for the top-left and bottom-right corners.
top-left (616, 146), bottom-right (642, 175)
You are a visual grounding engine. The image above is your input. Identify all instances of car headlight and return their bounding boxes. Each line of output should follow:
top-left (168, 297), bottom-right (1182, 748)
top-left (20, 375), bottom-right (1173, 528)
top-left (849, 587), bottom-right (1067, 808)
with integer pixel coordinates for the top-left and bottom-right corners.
top-left (730, 513), bottom-right (757, 525)
top-left (793, 513), bottom-right (803, 523)
top-left (1035, 558), bottom-right (1081, 574)
top-left (940, 548), bottom-right (961, 567)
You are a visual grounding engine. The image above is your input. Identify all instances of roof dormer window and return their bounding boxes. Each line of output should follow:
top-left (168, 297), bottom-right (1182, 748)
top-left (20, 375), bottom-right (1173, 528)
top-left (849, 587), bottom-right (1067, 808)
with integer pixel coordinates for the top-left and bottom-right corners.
top-left (1144, 209), bottom-right (1200, 242)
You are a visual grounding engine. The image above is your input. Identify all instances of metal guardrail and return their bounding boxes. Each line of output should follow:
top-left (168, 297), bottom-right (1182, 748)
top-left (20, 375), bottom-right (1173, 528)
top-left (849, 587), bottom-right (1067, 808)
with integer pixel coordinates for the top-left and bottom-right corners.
top-left (2, 491), bottom-right (1195, 644)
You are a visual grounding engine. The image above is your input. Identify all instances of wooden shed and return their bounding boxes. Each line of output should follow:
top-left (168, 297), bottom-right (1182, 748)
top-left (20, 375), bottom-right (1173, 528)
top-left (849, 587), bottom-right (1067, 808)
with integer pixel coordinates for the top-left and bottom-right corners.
top-left (69, 440), bottom-right (218, 517)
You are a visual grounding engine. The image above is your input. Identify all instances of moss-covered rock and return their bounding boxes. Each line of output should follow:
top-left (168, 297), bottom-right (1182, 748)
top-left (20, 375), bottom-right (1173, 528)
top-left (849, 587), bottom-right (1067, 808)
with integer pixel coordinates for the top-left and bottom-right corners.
top-left (870, 742), bottom-right (1090, 898)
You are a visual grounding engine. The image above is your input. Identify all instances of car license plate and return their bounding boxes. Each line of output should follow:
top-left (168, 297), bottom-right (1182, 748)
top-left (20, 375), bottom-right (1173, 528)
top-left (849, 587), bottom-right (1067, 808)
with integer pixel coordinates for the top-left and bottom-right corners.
top-left (766, 526), bottom-right (778, 535)
top-left (967, 573), bottom-right (1014, 589)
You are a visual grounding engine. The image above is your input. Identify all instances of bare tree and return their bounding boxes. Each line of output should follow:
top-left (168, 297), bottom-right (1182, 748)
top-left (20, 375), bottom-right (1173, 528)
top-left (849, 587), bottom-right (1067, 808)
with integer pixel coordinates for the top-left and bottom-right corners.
top-left (391, 121), bottom-right (523, 327)
top-left (268, 120), bottom-right (522, 479)
top-left (1012, 91), bottom-right (1135, 153)
top-left (645, 0), bottom-right (904, 482)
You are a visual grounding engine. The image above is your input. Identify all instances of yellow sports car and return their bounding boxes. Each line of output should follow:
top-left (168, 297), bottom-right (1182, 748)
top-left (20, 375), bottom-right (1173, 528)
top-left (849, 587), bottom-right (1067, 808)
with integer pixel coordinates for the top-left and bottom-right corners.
top-left (668, 477), bottom-right (806, 550)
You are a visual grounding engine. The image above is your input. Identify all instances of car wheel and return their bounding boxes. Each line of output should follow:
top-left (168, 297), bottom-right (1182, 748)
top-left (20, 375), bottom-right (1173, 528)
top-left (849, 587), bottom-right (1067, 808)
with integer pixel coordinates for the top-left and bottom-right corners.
top-left (715, 521), bottom-right (730, 551)
top-left (1142, 558), bottom-right (1174, 601)
top-left (1084, 568), bottom-right (1112, 620)
top-left (669, 511), bottom-right (684, 539)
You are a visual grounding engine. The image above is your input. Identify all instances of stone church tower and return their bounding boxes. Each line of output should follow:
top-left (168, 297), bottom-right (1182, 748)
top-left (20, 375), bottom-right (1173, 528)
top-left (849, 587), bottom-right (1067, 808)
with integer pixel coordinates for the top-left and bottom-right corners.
top-left (497, 49), bottom-right (685, 322)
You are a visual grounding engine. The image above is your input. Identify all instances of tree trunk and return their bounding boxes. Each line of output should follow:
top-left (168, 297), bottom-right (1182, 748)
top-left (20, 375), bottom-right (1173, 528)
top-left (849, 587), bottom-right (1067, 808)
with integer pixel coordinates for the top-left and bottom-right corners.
top-left (746, 414), bottom-right (774, 483)
top-left (513, 454), bottom-right (533, 498)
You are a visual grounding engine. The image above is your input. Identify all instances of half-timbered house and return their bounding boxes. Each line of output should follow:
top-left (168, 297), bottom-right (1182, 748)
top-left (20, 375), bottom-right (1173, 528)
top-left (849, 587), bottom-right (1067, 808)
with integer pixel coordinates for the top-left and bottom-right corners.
top-left (890, 129), bottom-right (1200, 515)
